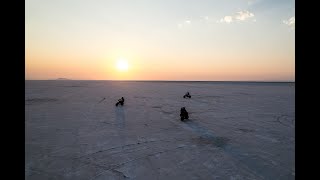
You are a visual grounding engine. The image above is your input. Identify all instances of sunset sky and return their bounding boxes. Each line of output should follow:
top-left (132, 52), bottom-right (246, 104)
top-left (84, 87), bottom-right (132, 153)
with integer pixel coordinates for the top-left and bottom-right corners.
top-left (26, 0), bottom-right (295, 81)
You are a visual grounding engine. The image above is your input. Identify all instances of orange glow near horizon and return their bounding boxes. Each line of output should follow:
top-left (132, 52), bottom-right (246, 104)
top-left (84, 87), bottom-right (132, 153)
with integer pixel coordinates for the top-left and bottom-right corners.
top-left (25, 54), bottom-right (294, 81)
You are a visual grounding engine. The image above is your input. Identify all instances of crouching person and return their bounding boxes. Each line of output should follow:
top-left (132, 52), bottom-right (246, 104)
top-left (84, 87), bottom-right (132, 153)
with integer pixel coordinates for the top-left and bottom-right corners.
top-left (183, 92), bottom-right (191, 98)
top-left (115, 97), bottom-right (125, 106)
top-left (180, 107), bottom-right (189, 121)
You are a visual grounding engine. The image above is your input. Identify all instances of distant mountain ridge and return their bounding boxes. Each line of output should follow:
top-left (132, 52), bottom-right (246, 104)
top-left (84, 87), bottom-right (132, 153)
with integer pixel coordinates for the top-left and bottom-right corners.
top-left (56, 78), bottom-right (71, 80)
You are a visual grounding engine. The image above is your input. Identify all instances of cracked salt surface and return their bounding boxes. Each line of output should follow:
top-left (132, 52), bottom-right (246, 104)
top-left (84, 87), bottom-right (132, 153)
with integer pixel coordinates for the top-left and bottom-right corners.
top-left (26, 81), bottom-right (294, 180)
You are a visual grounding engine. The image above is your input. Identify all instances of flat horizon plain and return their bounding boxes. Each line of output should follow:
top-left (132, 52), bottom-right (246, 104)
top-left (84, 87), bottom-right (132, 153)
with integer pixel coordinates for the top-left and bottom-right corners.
top-left (25, 80), bottom-right (295, 180)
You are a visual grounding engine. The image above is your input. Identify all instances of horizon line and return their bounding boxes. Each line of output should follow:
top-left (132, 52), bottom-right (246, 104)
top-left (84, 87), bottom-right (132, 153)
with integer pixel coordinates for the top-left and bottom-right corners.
top-left (25, 79), bottom-right (295, 83)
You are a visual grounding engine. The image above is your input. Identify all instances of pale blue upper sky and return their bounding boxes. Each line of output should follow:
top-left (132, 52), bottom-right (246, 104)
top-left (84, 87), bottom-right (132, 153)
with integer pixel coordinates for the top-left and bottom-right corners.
top-left (26, 0), bottom-right (295, 81)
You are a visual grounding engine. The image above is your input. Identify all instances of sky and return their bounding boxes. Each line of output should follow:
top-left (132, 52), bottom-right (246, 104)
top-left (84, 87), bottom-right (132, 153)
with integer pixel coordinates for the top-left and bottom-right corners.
top-left (25, 0), bottom-right (295, 81)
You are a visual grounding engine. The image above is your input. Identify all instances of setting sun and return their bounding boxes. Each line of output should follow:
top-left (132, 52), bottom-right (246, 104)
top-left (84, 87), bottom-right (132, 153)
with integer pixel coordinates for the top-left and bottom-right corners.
top-left (116, 59), bottom-right (129, 71)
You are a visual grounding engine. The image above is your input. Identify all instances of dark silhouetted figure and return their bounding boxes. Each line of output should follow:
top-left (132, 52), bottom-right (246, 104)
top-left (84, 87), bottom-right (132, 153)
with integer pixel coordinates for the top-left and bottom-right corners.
top-left (115, 97), bottom-right (125, 106)
top-left (183, 92), bottom-right (191, 98)
top-left (180, 107), bottom-right (189, 121)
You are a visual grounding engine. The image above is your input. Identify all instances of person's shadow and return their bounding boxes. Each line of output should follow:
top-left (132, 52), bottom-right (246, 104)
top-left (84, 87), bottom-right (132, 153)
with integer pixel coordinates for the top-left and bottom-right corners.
top-left (114, 107), bottom-right (127, 144)
top-left (115, 107), bottom-right (126, 128)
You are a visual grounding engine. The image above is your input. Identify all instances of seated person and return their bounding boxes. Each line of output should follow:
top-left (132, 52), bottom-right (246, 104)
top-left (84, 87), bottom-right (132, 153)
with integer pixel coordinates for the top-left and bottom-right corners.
top-left (180, 107), bottom-right (189, 121)
top-left (115, 97), bottom-right (125, 106)
top-left (183, 92), bottom-right (191, 98)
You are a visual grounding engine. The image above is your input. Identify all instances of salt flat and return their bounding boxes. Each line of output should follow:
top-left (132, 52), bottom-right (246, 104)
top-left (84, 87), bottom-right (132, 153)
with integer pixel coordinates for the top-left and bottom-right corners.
top-left (25, 81), bottom-right (295, 180)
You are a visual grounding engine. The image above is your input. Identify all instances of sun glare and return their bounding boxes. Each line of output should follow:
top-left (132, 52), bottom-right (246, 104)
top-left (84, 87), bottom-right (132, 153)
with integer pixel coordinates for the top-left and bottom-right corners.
top-left (116, 59), bottom-right (129, 71)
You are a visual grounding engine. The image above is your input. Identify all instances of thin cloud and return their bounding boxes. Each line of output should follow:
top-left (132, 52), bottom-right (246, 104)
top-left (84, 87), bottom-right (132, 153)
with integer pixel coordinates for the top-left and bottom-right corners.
top-left (235, 10), bottom-right (254, 20)
top-left (178, 19), bottom-right (192, 28)
top-left (200, 16), bottom-right (216, 24)
top-left (219, 10), bottom-right (255, 24)
top-left (203, 16), bottom-right (209, 20)
top-left (283, 16), bottom-right (295, 28)
top-left (220, 16), bottom-right (233, 24)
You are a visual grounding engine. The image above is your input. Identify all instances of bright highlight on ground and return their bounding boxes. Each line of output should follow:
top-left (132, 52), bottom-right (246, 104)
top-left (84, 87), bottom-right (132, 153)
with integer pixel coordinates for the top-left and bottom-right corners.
top-left (116, 59), bottom-right (129, 71)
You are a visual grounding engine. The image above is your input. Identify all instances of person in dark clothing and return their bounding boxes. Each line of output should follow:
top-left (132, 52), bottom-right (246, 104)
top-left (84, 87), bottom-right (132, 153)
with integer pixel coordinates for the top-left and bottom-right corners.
top-left (183, 92), bottom-right (191, 98)
top-left (180, 107), bottom-right (189, 121)
top-left (115, 97), bottom-right (125, 106)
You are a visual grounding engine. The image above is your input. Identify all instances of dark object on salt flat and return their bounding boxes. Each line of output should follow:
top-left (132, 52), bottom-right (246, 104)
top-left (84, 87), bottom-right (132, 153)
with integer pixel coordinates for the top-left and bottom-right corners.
top-left (180, 107), bottom-right (189, 121)
top-left (115, 97), bottom-right (125, 106)
top-left (183, 92), bottom-right (191, 98)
